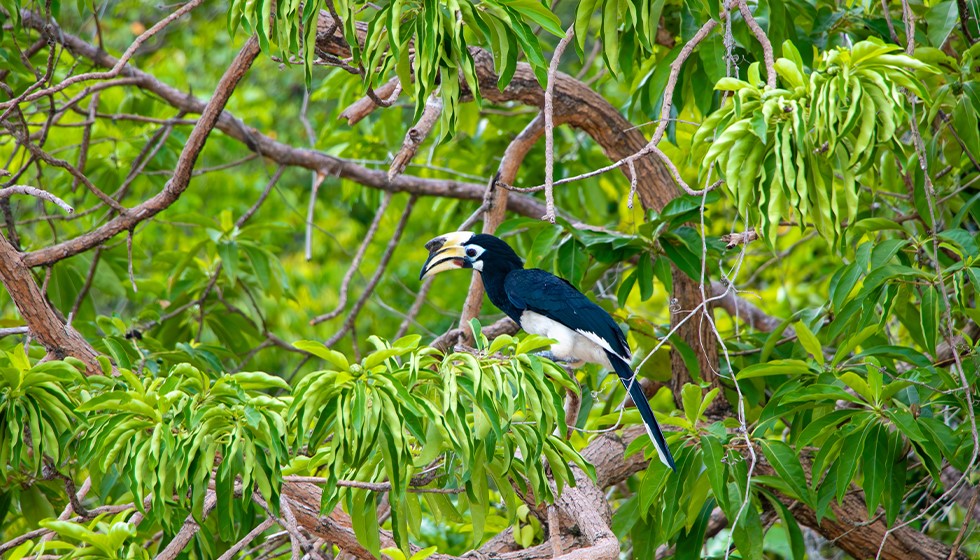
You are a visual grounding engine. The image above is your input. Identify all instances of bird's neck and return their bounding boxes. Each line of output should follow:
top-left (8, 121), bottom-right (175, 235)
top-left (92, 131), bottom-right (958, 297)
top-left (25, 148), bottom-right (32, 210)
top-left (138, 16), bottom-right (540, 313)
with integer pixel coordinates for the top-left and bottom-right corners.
top-left (479, 266), bottom-right (522, 321)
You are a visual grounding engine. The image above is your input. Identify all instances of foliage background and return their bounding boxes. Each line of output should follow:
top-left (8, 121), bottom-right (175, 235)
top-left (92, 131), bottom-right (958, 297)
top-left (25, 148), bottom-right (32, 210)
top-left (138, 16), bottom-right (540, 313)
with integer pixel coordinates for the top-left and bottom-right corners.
top-left (0, 0), bottom-right (978, 558)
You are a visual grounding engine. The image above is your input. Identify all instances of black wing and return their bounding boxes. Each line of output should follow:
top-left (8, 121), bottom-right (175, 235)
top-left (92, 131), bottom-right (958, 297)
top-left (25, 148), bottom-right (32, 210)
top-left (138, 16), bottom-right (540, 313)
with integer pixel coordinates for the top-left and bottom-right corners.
top-left (503, 268), bottom-right (630, 360)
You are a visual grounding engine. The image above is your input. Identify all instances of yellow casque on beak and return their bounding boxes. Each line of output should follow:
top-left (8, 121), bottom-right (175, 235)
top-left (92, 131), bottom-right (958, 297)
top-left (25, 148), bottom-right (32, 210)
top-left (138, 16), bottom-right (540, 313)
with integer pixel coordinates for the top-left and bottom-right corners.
top-left (419, 231), bottom-right (474, 280)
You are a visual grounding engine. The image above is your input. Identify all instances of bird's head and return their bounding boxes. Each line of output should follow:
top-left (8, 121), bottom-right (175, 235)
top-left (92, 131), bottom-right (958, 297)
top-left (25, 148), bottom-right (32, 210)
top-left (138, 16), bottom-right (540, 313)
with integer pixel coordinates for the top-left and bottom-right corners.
top-left (419, 232), bottom-right (523, 280)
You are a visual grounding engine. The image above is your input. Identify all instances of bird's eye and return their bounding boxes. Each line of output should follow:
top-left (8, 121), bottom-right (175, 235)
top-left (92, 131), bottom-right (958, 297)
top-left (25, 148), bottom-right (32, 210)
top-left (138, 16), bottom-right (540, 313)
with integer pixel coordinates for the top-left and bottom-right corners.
top-left (466, 247), bottom-right (478, 258)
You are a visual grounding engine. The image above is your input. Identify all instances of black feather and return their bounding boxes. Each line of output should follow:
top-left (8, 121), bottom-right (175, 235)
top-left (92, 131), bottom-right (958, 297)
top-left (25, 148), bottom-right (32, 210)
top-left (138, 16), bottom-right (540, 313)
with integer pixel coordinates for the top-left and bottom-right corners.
top-left (608, 352), bottom-right (676, 470)
top-left (503, 269), bottom-right (629, 360)
top-left (454, 234), bottom-right (676, 470)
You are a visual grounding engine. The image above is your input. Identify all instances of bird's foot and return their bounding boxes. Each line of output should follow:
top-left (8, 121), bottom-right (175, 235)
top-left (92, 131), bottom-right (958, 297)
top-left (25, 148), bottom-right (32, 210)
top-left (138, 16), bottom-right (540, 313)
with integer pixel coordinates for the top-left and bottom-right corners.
top-left (534, 351), bottom-right (583, 368)
top-left (535, 350), bottom-right (562, 362)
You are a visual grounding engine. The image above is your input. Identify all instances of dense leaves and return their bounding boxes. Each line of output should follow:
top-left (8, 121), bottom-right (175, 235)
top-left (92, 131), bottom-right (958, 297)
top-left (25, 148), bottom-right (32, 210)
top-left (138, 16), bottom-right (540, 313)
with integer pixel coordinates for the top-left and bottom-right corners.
top-left (693, 39), bottom-right (936, 244)
top-left (0, 0), bottom-right (978, 557)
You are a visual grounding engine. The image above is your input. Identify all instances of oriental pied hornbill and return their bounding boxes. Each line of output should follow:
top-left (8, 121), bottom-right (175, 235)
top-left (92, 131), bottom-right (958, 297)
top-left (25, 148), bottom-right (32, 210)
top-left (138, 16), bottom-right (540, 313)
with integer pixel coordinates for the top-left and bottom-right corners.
top-left (420, 231), bottom-right (675, 471)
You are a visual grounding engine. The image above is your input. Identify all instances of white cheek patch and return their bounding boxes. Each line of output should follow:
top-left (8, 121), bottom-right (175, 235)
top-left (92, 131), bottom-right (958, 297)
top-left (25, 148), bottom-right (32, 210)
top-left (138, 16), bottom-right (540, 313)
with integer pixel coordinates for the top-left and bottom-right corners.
top-left (465, 244), bottom-right (486, 271)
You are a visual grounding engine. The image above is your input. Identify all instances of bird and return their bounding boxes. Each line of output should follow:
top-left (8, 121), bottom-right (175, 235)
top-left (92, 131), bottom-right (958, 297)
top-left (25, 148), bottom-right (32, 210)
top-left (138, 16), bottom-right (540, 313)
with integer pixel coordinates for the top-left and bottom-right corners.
top-left (419, 231), bottom-right (676, 471)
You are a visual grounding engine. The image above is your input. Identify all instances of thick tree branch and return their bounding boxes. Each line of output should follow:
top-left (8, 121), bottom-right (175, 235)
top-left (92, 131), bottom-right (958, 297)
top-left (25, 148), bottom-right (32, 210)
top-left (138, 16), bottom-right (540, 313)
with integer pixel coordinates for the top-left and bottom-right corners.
top-left (0, 233), bottom-right (101, 372)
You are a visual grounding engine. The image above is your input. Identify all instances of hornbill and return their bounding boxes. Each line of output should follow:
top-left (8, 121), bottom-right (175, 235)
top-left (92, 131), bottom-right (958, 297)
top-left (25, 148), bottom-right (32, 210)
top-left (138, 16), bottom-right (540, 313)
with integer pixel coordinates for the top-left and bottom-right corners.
top-left (420, 231), bottom-right (676, 470)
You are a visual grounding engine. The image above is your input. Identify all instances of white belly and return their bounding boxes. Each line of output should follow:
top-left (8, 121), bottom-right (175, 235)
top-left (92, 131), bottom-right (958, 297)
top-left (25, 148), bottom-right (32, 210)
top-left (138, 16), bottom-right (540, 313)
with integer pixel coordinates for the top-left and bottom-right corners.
top-left (519, 311), bottom-right (613, 369)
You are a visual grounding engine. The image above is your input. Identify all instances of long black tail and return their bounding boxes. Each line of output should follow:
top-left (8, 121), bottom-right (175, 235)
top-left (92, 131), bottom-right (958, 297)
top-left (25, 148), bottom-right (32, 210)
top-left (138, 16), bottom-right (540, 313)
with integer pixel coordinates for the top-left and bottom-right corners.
top-left (608, 352), bottom-right (676, 471)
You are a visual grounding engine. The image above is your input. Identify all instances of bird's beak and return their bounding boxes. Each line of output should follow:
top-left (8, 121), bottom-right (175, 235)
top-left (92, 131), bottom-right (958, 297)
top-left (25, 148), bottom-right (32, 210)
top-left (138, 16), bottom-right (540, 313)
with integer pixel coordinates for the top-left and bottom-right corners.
top-left (419, 231), bottom-right (473, 280)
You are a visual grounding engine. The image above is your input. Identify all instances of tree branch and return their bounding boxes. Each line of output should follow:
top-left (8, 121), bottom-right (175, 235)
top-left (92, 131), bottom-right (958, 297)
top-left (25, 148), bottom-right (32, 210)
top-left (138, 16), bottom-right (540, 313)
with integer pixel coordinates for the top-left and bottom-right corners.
top-left (154, 492), bottom-right (217, 560)
top-left (15, 32), bottom-right (261, 267)
top-left (0, 185), bottom-right (74, 213)
top-left (388, 95), bottom-right (443, 181)
top-left (13, 15), bottom-right (546, 268)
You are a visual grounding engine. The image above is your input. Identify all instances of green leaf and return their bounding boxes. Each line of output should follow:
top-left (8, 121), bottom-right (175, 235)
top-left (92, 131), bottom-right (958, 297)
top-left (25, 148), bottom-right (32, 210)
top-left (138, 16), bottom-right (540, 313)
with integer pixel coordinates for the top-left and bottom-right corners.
top-left (794, 322), bottom-right (823, 365)
top-left (832, 325), bottom-right (878, 366)
top-left (364, 348), bottom-right (402, 370)
top-left (350, 489), bottom-right (382, 558)
top-left (715, 77), bottom-right (753, 91)
top-left (925, 0), bottom-right (958, 47)
top-left (218, 240), bottom-right (240, 282)
top-left (701, 435), bottom-right (729, 513)
top-left (500, 0), bottom-right (564, 37)
top-left (737, 359), bottom-right (812, 379)
top-left (574, 0), bottom-right (601, 52)
top-left (681, 383), bottom-right (702, 426)
top-left (839, 373), bottom-right (876, 405)
top-left (829, 262), bottom-right (862, 311)
top-left (760, 440), bottom-right (813, 507)
top-left (919, 287), bottom-right (938, 357)
top-left (797, 409), bottom-right (858, 447)
top-left (882, 428), bottom-right (907, 526)
top-left (767, 491), bottom-right (806, 560)
top-left (601, 0), bottom-right (621, 75)
top-left (293, 340), bottom-right (350, 370)
top-left (861, 422), bottom-right (887, 517)
top-left (617, 270), bottom-right (637, 307)
top-left (20, 485), bottom-right (55, 527)
top-left (637, 252), bottom-right (654, 301)
top-left (528, 226), bottom-right (562, 268)
top-left (953, 95), bottom-right (980, 162)
top-left (231, 371), bottom-right (290, 391)
top-left (836, 421), bottom-right (872, 501)
top-left (660, 233), bottom-right (702, 279)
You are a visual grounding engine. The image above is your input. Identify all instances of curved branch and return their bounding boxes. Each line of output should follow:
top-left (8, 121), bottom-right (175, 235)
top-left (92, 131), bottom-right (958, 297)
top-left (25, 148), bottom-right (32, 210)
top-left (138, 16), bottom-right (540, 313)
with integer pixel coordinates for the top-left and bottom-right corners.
top-left (14, 13), bottom-right (547, 268)
top-left (0, 35), bottom-right (261, 376)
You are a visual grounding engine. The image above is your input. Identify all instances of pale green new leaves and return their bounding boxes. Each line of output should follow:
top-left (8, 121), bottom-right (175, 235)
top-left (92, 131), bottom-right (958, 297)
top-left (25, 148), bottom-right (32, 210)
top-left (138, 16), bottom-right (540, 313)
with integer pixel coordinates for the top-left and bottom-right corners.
top-left (0, 347), bottom-right (84, 484)
top-left (77, 363), bottom-right (291, 538)
top-left (226, 0), bottom-right (563, 135)
top-left (693, 39), bottom-right (937, 246)
top-left (290, 335), bottom-right (591, 557)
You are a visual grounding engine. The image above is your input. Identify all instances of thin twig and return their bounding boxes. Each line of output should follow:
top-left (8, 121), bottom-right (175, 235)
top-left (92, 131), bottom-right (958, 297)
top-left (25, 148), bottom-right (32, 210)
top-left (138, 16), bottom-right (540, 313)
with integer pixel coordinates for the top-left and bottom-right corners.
top-left (736, 0), bottom-right (776, 88)
top-left (542, 27), bottom-right (575, 223)
top-left (126, 229), bottom-right (137, 292)
top-left (0, 327), bottom-right (29, 337)
top-left (0, 185), bottom-right (74, 213)
top-left (310, 192), bottom-right (393, 325)
top-left (67, 247), bottom-right (103, 327)
top-left (0, 0), bottom-right (205, 110)
top-left (323, 195), bottom-right (417, 345)
top-left (238, 166), bottom-right (286, 227)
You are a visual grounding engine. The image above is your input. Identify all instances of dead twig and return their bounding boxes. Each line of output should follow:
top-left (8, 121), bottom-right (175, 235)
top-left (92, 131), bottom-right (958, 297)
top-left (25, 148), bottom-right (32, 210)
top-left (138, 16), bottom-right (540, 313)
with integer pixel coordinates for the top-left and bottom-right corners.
top-left (542, 27), bottom-right (575, 223)
top-left (0, 185), bottom-right (74, 213)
